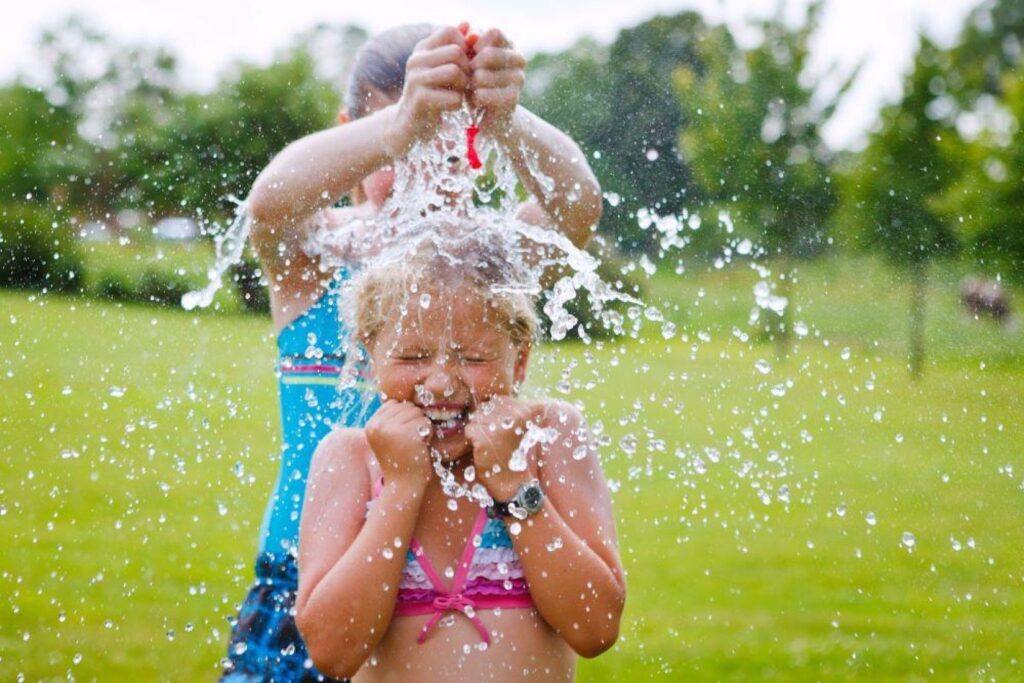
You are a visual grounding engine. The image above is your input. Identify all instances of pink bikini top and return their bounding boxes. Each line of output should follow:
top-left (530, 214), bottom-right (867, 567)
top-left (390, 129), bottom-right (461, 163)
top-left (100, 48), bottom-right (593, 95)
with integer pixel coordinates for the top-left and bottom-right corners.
top-left (372, 478), bottom-right (533, 646)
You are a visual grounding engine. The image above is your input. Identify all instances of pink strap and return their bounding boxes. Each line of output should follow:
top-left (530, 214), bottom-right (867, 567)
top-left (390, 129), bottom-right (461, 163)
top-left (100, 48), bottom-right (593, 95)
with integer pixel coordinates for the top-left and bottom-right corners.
top-left (415, 593), bottom-right (491, 645)
top-left (407, 507), bottom-right (494, 645)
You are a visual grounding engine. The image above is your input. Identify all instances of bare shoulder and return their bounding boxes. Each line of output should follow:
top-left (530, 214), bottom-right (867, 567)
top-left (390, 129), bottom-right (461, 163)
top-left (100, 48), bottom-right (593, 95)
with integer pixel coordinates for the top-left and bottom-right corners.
top-left (306, 428), bottom-right (372, 504)
top-left (533, 400), bottom-right (598, 475)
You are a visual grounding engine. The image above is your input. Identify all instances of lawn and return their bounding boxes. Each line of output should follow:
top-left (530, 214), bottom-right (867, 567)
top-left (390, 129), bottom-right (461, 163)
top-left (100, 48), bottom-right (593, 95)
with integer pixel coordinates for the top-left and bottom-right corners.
top-left (1, 257), bottom-right (1022, 680)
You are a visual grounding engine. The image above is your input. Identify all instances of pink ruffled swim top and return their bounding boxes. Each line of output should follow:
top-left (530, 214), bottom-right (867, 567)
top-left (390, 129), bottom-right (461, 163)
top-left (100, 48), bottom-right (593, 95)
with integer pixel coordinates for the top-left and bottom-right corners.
top-left (371, 477), bottom-right (533, 645)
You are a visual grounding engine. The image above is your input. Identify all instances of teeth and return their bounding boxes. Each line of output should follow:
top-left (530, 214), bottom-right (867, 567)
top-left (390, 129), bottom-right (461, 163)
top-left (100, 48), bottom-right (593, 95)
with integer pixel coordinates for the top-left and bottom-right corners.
top-left (424, 408), bottom-right (464, 422)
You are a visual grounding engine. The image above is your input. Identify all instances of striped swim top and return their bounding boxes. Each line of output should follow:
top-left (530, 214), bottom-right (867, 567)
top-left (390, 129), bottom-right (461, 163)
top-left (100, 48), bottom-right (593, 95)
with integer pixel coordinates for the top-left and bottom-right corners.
top-left (260, 268), bottom-right (379, 557)
top-left (373, 479), bottom-right (533, 645)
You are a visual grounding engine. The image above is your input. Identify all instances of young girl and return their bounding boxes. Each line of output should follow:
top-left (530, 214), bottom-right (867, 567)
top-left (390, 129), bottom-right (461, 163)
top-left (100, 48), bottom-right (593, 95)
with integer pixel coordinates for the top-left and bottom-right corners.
top-left (295, 238), bottom-right (625, 681)
top-left (223, 22), bottom-right (603, 681)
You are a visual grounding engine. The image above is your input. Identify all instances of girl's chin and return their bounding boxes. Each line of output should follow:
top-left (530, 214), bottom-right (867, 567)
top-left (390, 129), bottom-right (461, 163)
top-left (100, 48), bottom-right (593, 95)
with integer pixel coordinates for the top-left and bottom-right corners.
top-left (430, 436), bottom-right (471, 464)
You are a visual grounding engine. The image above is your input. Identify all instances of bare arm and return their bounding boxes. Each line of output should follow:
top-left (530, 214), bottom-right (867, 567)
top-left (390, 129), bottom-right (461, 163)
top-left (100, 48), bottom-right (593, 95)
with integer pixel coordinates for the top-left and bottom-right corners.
top-left (503, 107), bottom-right (603, 249)
top-left (296, 430), bottom-right (428, 679)
top-left (248, 26), bottom-right (472, 274)
top-left (468, 400), bottom-right (625, 657)
top-left (469, 29), bottom-right (602, 249)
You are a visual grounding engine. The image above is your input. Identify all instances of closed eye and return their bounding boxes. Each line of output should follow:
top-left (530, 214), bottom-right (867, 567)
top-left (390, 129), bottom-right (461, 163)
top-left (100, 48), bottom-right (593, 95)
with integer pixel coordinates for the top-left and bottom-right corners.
top-left (391, 352), bottom-right (430, 362)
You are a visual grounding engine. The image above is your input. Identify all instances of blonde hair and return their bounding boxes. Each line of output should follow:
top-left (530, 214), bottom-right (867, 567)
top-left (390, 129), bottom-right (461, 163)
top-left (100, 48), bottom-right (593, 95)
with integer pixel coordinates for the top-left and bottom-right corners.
top-left (347, 236), bottom-right (538, 352)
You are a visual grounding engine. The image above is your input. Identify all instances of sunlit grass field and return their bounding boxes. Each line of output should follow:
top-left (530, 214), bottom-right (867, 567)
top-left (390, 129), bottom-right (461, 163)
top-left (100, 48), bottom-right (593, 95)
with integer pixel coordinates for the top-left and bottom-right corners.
top-left (1, 258), bottom-right (1022, 680)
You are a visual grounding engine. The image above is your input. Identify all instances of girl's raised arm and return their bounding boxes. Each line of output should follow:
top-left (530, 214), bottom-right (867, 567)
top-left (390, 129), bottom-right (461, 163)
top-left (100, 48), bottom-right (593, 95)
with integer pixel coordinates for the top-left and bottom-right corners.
top-left (296, 421), bottom-right (429, 679)
top-left (468, 400), bottom-right (626, 657)
top-left (247, 26), bottom-right (472, 273)
top-left (469, 28), bottom-right (603, 249)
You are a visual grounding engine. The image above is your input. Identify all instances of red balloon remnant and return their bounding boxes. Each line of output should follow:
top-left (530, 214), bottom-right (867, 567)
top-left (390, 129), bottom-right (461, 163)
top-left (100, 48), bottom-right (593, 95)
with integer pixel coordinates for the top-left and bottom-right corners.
top-left (466, 124), bottom-right (482, 170)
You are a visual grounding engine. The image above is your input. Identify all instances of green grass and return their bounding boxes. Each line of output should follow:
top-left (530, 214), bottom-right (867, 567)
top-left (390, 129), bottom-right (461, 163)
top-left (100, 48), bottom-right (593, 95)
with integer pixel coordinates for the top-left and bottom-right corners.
top-left (1, 258), bottom-right (1023, 680)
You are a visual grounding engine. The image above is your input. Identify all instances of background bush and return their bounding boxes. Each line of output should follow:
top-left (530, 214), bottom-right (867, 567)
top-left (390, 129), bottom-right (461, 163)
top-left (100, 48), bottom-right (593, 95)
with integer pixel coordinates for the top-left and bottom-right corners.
top-left (0, 204), bottom-right (83, 293)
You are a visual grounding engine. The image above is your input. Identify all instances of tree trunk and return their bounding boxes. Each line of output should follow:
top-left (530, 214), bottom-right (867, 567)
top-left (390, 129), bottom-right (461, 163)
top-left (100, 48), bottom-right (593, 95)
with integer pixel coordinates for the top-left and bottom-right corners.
top-left (775, 257), bottom-right (793, 360)
top-left (908, 260), bottom-right (927, 378)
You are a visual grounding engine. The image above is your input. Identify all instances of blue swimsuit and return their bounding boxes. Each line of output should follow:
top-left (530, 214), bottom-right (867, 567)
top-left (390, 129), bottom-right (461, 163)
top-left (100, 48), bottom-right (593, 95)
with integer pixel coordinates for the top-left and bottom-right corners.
top-left (221, 269), bottom-right (379, 682)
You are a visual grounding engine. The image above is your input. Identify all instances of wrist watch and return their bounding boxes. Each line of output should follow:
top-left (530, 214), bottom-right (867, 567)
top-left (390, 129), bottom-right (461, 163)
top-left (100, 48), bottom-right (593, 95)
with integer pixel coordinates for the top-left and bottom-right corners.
top-left (488, 479), bottom-right (545, 519)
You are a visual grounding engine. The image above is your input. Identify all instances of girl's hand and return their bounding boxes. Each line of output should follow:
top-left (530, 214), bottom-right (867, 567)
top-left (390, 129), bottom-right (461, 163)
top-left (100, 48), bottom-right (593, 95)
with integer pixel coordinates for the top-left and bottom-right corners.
top-left (365, 400), bottom-right (432, 487)
top-left (465, 396), bottom-right (538, 501)
top-left (468, 29), bottom-right (526, 137)
top-left (392, 27), bottom-right (472, 153)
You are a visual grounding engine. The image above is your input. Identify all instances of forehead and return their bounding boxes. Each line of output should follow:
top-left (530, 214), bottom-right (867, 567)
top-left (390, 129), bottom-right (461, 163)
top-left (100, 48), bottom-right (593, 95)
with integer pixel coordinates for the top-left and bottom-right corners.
top-left (382, 290), bottom-right (508, 345)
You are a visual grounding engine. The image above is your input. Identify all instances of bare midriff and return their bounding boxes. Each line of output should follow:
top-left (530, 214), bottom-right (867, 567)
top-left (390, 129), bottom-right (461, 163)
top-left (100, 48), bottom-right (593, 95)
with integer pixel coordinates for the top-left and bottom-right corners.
top-left (353, 609), bottom-right (575, 682)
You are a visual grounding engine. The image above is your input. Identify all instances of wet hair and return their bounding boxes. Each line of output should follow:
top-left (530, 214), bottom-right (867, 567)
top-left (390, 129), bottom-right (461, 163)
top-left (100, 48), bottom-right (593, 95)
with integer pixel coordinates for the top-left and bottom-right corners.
top-left (348, 228), bottom-right (538, 352)
top-left (345, 24), bottom-right (437, 120)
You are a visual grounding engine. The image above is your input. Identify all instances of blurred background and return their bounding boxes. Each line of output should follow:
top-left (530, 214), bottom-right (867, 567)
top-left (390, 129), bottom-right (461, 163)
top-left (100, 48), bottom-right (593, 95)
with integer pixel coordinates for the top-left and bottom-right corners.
top-left (1, 0), bottom-right (1022, 680)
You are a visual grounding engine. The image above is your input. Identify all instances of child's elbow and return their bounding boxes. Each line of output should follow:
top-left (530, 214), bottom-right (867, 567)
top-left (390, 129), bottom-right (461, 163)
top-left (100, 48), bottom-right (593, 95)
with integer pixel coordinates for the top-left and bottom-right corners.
top-left (567, 596), bottom-right (625, 658)
top-left (569, 620), bottom-right (621, 659)
top-left (296, 609), bottom-right (365, 679)
top-left (569, 186), bottom-right (602, 250)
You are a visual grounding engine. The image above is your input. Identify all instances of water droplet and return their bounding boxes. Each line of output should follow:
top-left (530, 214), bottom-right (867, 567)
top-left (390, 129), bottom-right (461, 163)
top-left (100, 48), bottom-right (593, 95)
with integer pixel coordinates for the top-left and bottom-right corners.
top-left (736, 238), bottom-right (753, 255)
top-left (645, 148), bottom-right (659, 161)
top-left (108, 386), bottom-right (126, 398)
top-left (754, 359), bottom-right (772, 375)
top-left (865, 512), bottom-right (877, 526)
top-left (417, 424), bottom-right (431, 438)
top-left (901, 531), bottom-right (916, 549)
top-left (447, 498), bottom-right (458, 511)
top-left (382, 547), bottom-right (394, 560)
top-left (419, 293), bottom-right (432, 309)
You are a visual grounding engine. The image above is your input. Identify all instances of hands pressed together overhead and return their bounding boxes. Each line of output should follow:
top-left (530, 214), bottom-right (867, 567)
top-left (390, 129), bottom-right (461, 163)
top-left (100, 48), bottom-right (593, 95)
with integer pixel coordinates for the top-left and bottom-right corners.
top-left (394, 23), bottom-right (527, 151)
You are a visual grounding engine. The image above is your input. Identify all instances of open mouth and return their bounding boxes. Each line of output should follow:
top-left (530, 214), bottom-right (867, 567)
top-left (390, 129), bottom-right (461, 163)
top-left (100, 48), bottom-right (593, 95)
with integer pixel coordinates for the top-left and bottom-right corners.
top-left (422, 405), bottom-right (469, 440)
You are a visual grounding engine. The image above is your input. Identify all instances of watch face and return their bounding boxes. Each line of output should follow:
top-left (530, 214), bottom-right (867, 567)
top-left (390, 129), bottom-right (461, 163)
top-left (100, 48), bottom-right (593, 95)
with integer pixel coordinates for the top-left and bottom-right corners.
top-left (522, 486), bottom-right (543, 510)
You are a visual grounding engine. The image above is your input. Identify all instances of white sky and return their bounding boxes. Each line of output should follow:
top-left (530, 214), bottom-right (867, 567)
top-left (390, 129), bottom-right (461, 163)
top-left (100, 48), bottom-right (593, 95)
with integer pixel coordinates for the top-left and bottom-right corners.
top-left (2, 0), bottom-right (982, 149)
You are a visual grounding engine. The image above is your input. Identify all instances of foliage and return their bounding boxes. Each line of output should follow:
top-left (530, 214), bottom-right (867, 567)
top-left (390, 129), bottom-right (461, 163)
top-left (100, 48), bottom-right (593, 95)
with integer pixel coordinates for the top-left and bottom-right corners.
top-left (836, 38), bottom-right (961, 267)
top-left (676, 2), bottom-right (850, 260)
top-left (0, 84), bottom-right (81, 204)
top-left (934, 71), bottom-right (1024, 281)
top-left (946, 0), bottom-right (1024, 104)
top-left (0, 204), bottom-right (82, 292)
top-left (524, 13), bottom-right (712, 252)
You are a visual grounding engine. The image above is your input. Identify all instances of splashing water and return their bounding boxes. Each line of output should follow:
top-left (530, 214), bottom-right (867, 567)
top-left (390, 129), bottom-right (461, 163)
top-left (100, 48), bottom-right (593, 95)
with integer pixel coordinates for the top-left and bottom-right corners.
top-left (181, 196), bottom-right (250, 311)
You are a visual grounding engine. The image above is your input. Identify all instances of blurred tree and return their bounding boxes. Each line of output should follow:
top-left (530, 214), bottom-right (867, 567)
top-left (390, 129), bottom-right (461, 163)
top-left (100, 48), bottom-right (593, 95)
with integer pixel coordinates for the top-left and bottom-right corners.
top-left (131, 48), bottom-right (341, 222)
top-left (836, 38), bottom-right (960, 377)
top-left (676, 1), bottom-right (854, 354)
top-left (929, 0), bottom-right (1024, 282)
top-left (0, 84), bottom-right (80, 204)
top-left (32, 15), bottom-right (182, 220)
top-left (947, 0), bottom-right (1024, 104)
top-left (523, 13), bottom-right (711, 252)
top-left (935, 70), bottom-right (1024, 282)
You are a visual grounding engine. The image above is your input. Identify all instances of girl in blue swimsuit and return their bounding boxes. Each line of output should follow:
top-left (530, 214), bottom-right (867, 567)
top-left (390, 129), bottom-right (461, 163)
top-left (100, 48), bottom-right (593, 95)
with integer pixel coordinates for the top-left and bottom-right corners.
top-left (220, 22), bottom-right (603, 681)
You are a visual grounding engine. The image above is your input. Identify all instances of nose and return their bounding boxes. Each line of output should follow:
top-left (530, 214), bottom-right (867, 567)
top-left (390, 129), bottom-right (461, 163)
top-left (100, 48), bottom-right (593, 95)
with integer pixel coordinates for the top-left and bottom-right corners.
top-left (422, 356), bottom-right (462, 400)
